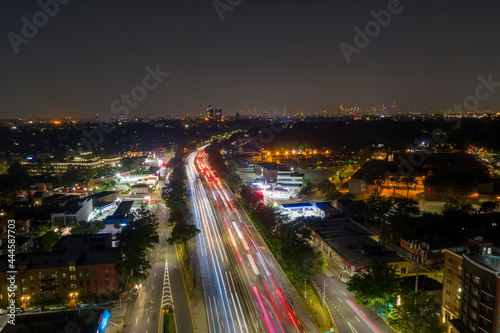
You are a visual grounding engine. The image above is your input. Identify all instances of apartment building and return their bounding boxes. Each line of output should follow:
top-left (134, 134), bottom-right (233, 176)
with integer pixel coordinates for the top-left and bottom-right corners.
top-left (0, 234), bottom-right (120, 307)
top-left (443, 238), bottom-right (500, 333)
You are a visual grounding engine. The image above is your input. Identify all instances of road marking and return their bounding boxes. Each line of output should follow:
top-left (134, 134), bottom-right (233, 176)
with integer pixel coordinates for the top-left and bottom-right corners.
top-left (348, 322), bottom-right (358, 333)
top-left (154, 272), bottom-right (156, 276)
top-left (343, 292), bottom-right (348, 297)
top-left (140, 300), bottom-right (143, 306)
top-left (153, 285), bottom-right (155, 290)
top-left (355, 316), bottom-right (360, 322)
top-left (147, 317), bottom-right (150, 324)
top-left (136, 317), bottom-right (138, 325)
top-left (337, 297), bottom-right (343, 302)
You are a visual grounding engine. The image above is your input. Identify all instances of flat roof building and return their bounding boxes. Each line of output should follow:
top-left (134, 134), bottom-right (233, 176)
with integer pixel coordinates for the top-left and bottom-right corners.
top-left (306, 218), bottom-right (408, 278)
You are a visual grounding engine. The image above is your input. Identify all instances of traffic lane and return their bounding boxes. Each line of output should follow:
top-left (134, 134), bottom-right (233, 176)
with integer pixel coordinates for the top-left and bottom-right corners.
top-left (201, 161), bottom-right (304, 333)
top-left (191, 173), bottom-right (250, 332)
top-left (317, 274), bottom-right (393, 333)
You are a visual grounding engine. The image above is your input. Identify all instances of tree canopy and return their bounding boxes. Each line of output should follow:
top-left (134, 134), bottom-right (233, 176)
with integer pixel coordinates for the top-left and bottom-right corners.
top-left (316, 178), bottom-right (337, 201)
top-left (387, 289), bottom-right (444, 333)
top-left (346, 259), bottom-right (400, 312)
top-left (117, 206), bottom-right (159, 280)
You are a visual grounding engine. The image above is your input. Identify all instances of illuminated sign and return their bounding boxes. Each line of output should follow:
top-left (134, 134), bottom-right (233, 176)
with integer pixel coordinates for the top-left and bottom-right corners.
top-left (97, 309), bottom-right (110, 333)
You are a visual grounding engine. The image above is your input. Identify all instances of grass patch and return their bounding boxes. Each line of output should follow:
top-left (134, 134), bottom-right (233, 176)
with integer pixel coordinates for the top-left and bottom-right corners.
top-left (176, 244), bottom-right (195, 299)
top-left (164, 312), bottom-right (175, 333)
top-left (291, 279), bottom-right (333, 332)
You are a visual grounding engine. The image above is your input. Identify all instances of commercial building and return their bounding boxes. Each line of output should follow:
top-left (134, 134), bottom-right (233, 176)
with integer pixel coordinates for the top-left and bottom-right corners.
top-left (306, 218), bottom-right (408, 278)
top-left (21, 156), bottom-right (122, 175)
top-left (254, 162), bottom-right (289, 181)
top-left (215, 107), bottom-right (222, 121)
top-left (206, 105), bottom-right (214, 120)
top-left (443, 238), bottom-right (500, 333)
top-left (0, 234), bottom-right (120, 306)
top-left (51, 196), bottom-right (93, 227)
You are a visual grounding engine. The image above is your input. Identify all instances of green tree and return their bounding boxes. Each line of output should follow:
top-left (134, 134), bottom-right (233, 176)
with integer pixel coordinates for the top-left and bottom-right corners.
top-left (70, 224), bottom-right (85, 234)
top-left (277, 222), bottom-right (326, 281)
top-left (88, 221), bottom-right (106, 234)
top-left (364, 168), bottom-right (386, 198)
top-left (298, 179), bottom-right (312, 195)
top-left (347, 259), bottom-right (400, 312)
top-left (365, 195), bottom-right (393, 221)
top-left (40, 230), bottom-right (61, 252)
top-left (168, 222), bottom-right (200, 251)
top-left (316, 178), bottom-right (337, 201)
top-left (387, 289), bottom-right (444, 333)
top-left (117, 206), bottom-right (159, 280)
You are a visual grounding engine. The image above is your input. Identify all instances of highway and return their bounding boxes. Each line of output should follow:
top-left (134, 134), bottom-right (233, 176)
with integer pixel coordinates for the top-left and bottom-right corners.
top-left (187, 148), bottom-right (312, 333)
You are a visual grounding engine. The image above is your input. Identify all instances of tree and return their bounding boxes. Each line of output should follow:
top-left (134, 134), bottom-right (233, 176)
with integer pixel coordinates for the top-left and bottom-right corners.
top-left (365, 195), bottom-right (393, 221)
top-left (347, 259), bottom-right (400, 312)
top-left (298, 179), bottom-right (312, 195)
top-left (276, 222), bottom-right (326, 281)
top-left (386, 198), bottom-right (420, 243)
top-left (442, 199), bottom-right (474, 216)
top-left (387, 289), bottom-right (444, 333)
top-left (70, 224), bottom-right (85, 234)
top-left (401, 176), bottom-right (416, 198)
top-left (88, 221), bottom-right (106, 234)
top-left (167, 222), bottom-right (200, 251)
top-left (7, 162), bottom-right (31, 192)
top-left (479, 200), bottom-right (499, 213)
top-left (40, 230), bottom-right (61, 252)
top-left (364, 168), bottom-right (386, 198)
top-left (316, 178), bottom-right (337, 201)
top-left (117, 206), bottom-right (159, 280)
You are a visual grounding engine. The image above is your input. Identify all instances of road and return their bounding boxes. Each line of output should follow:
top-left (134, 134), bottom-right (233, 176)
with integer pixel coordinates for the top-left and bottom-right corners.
top-left (124, 199), bottom-right (194, 333)
top-left (313, 272), bottom-right (394, 333)
top-left (187, 148), bottom-right (314, 333)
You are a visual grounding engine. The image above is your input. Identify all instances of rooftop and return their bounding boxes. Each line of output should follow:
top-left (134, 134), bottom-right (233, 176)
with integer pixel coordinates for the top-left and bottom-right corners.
top-left (306, 218), bottom-right (404, 267)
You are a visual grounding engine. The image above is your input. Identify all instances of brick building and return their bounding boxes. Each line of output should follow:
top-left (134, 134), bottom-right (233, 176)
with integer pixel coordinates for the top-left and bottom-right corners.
top-left (0, 234), bottom-right (120, 308)
top-left (443, 238), bottom-right (500, 333)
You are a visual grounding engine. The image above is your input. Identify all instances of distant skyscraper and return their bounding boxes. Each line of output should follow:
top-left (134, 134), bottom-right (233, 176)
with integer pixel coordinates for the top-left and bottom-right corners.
top-left (206, 105), bottom-right (214, 120)
top-left (215, 107), bottom-right (222, 121)
top-left (95, 113), bottom-right (101, 122)
top-left (121, 112), bottom-right (126, 120)
top-left (235, 112), bottom-right (241, 120)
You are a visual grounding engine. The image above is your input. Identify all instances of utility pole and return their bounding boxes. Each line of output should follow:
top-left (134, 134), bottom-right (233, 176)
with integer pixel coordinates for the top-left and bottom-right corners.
top-left (304, 280), bottom-right (306, 299)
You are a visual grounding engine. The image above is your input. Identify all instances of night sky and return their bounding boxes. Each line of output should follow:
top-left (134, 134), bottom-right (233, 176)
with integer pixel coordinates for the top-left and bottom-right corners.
top-left (1, 0), bottom-right (500, 119)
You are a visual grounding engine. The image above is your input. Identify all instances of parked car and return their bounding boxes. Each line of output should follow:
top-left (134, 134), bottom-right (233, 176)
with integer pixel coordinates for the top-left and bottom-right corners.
top-left (77, 303), bottom-right (90, 308)
top-left (94, 301), bottom-right (110, 307)
top-left (28, 306), bottom-right (43, 313)
top-left (49, 305), bottom-right (67, 311)
top-left (132, 288), bottom-right (139, 296)
top-left (14, 308), bottom-right (24, 314)
top-left (0, 309), bottom-right (5, 315)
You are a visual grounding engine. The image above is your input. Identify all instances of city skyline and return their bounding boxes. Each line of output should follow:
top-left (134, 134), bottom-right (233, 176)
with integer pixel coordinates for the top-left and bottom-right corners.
top-left (2, 1), bottom-right (500, 119)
